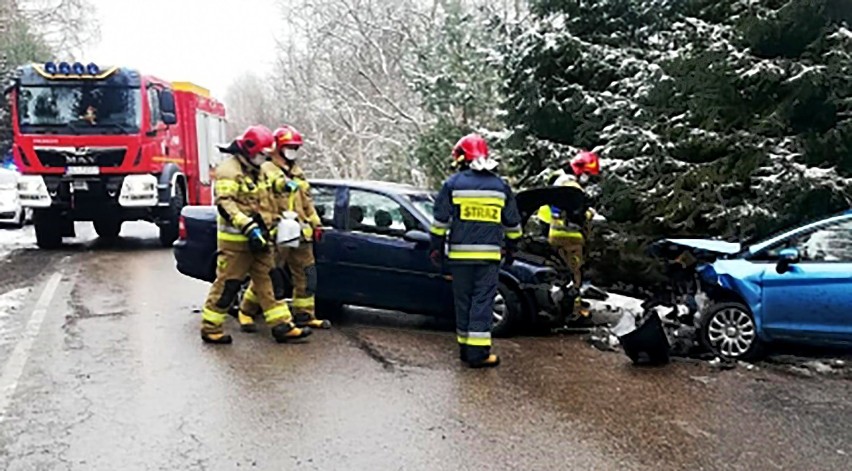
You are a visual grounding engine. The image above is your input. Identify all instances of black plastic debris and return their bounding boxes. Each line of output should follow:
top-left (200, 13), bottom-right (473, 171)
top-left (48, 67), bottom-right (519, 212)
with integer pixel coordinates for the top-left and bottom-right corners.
top-left (618, 311), bottom-right (670, 366)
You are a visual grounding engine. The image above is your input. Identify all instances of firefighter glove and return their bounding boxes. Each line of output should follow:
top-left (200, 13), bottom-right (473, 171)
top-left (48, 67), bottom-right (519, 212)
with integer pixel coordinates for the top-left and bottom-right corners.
top-left (247, 226), bottom-right (268, 252)
top-left (429, 249), bottom-right (442, 268)
top-left (241, 221), bottom-right (268, 252)
top-left (502, 249), bottom-right (515, 266)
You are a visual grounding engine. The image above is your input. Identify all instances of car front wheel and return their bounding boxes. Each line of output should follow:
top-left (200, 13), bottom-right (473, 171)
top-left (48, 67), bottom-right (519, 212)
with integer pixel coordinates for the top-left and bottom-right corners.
top-left (492, 282), bottom-right (524, 338)
top-left (700, 302), bottom-right (765, 360)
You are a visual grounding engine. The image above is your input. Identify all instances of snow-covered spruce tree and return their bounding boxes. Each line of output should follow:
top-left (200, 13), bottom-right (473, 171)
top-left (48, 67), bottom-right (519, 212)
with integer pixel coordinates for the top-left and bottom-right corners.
top-left (502, 0), bottom-right (852, 292)
top-left (410, 0), bottom-right (517, 187)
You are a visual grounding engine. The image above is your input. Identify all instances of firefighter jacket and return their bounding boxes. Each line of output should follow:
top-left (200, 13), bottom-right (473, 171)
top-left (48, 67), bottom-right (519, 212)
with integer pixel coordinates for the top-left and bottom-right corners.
top-left (213, 156), bottom-right (281, 251)
top-left (280, 161), bottom-right (322, 240)
top-left (537, 180), bottom-right (592, 240)
top-left (430, 169), bottom-right (522, 262)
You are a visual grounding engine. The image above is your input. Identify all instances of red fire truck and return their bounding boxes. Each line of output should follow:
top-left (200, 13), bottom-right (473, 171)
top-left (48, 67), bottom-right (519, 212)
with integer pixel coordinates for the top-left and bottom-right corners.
top-left (7, 61), bottom-right (226, 248)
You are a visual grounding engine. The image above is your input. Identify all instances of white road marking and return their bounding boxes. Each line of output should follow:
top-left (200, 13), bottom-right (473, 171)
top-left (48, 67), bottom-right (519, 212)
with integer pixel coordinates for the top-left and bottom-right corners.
top-left (0, 272), bottom-right (63, 422)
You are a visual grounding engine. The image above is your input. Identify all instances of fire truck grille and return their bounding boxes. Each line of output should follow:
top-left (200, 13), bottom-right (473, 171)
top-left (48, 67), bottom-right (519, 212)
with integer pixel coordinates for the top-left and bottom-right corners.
top-left (35, 148), bottom-right (127, 168)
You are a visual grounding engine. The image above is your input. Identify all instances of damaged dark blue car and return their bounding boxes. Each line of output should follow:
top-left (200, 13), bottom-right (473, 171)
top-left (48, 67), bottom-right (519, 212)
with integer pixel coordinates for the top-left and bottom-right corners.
top-left (651, 211), bottom-right (852, 360)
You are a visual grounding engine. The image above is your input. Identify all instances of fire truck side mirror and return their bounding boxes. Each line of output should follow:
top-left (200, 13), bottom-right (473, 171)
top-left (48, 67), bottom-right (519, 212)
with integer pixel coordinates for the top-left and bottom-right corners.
top-left (159, 89), bottom-right (177, 125)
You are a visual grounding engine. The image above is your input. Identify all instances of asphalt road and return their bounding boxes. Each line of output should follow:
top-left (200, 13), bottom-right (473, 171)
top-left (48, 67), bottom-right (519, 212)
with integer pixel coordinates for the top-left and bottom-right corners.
top-left (0, 222), bottom-right (850, 470)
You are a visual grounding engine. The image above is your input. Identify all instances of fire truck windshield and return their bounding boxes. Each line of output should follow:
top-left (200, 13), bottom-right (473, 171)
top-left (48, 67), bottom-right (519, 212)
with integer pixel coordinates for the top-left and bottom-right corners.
top-left (16, 84), bottom-right (142, 135)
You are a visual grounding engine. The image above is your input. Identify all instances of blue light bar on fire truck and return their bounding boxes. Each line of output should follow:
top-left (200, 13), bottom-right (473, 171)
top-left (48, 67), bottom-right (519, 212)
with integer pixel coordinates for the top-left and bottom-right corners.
top-left (37, 61), bottom-right (113, 80)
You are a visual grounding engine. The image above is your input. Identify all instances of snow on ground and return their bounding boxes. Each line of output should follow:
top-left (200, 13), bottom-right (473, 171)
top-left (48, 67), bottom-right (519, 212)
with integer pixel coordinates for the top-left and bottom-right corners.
top-left (0, 288), bottom-right (30, 321)
top-left (0, 226), bottom-right (36, 259)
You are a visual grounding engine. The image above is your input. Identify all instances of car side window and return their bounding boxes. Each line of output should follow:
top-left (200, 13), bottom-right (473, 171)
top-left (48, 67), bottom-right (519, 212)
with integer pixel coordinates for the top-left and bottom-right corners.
top-left (348, 189), bottom-right (416, 237)
top-left (763, 219), bottom-right (852, 262)
top-left (311, 186), bottom-right (335, 226)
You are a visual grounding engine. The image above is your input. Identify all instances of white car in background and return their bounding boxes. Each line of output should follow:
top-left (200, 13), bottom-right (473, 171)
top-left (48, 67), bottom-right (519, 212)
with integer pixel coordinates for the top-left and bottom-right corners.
top-left (0, 168), bottom-right (31, 228)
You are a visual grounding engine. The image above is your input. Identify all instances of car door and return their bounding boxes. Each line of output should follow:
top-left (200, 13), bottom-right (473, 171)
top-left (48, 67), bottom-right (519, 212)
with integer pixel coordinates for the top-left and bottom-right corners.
top-left (334, 188), bottom-right (450, 315)
top-left (310, 184), bottom-right (350, 304)
top-left (759, 216), bottom-right (852, 343)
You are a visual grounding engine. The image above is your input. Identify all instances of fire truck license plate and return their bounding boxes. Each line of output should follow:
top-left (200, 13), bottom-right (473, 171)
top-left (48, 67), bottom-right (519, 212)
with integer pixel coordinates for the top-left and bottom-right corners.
top-left (66, 166), bottom-right (99, 176)
top-left (72, 180), bottom-right (89, 191)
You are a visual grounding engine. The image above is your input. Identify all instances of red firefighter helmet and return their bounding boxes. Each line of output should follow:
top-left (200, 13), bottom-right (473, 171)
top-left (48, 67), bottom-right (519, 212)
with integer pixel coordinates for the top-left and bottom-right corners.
top-left (570, 151), bottom-right (601, 177)
top-left (452, 133), bottom-right (489, 165)
top-left (236, 125), bottom-right (274, 158)
top-left (274, 125), bottom-right (304, 150)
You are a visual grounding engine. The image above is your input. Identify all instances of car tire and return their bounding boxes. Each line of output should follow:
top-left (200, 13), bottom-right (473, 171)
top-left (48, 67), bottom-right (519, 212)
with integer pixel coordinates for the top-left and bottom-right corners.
top-left (159, 184), bottom-right (186, 247)
top-left (94, 218), bottom-right (122, 242)
top-left (699, 301), bottom-right (765, 360)
top-left (33, 210), bottom-right (63, 249)
top-left (492, 281), bottom-right (524, 338)
top-left (317, 299), bottom-right (345, 320)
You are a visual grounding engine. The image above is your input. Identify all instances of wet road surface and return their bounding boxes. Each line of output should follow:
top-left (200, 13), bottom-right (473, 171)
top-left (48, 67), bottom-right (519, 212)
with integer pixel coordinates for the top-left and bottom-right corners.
top-left (0, 223), bottom-right (850, 470)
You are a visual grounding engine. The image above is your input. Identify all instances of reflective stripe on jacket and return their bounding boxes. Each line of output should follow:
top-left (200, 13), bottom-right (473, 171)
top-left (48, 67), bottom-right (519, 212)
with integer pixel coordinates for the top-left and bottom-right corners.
top-left (430, 169), bottom-right (522, 262)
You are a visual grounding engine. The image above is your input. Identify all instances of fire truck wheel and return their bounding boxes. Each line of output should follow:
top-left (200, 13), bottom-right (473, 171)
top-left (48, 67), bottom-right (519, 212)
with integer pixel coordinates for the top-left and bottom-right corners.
top-left (33, 210), bottom-right (63, 249)
top-left (94, 218), bottom-right (122, 241)
top-left (158, 184), bottom-right (186, 247)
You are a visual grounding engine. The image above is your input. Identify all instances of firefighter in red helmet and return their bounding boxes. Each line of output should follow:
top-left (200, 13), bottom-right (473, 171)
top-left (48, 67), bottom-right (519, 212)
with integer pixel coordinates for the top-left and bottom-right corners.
top-left (237, 125), bottom-right (330, 331)
top-left (537, 150), bottom-right (601, 321)
top-left (430, 133), bottom-right (522, 368)
top-left (199, 125), bottom-right (312, 344)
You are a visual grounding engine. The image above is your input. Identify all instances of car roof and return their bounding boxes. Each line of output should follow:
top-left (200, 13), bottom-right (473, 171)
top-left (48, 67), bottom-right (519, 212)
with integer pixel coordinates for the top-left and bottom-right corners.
top-left (311, 179), bottom-right (430, 195)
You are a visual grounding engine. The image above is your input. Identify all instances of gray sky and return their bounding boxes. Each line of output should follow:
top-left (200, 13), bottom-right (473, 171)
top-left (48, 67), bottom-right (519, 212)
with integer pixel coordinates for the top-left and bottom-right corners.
top-left (83, 0), bottom-right (280, 100)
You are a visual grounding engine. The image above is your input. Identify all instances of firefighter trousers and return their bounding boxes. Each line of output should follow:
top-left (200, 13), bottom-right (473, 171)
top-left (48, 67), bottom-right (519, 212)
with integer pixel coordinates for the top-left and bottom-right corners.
top-left (202, 248), bottom-right (292, 334)
top-left (550, 236), bottom-right (585, 317)
top-left (240, 243), bottom-right (318, 323)
top-left (450, 263), bottom-right (499, 364)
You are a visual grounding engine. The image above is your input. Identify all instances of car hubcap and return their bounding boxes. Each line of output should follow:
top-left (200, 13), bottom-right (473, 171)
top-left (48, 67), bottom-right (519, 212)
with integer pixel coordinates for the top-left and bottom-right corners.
top-left (493, 292), bottom-right (506, 325)
top-left (707, 307), bottom-right (756, 358)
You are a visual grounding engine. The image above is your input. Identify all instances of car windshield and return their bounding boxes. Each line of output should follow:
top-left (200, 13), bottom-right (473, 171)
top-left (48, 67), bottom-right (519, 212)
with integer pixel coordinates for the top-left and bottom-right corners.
top-left (749, 214), bottom-right (852, 255)
top-left (16, 84), bottom-right (142, 135)
top-left (406, 193), bottom-right (435, 222)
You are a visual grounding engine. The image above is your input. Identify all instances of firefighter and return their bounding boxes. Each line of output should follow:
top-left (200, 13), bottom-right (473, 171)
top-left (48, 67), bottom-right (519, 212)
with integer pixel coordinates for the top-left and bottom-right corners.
top-left (537, 151), bottom-right (601, 321)
top-left (237, 125), bottom-right (330, 331)
top-left (200, 125), bottom-right (312, 344)
top-left (429, 134), bottom-right (522, 368)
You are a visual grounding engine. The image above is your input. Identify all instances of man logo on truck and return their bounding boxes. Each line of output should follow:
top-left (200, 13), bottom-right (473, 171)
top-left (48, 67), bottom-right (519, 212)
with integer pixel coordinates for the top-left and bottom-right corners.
top-left (66, 149), bottom-right (96, 165)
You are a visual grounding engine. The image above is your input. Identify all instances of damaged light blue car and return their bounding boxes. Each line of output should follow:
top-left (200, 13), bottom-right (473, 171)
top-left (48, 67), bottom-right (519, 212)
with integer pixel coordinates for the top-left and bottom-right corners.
top-left (650, 210), bottom-right (852, 360)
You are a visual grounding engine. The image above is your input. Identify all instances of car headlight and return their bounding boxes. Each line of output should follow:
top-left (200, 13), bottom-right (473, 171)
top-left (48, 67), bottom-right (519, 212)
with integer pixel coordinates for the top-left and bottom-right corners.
top-left (17, 175), bottom-right (52, 207)
top-left (119, 174), bottom-right (159, 207)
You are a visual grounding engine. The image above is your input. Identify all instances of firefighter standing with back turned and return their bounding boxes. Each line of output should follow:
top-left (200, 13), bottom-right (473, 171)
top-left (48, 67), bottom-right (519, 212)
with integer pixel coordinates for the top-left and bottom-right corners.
top-left (199, 125), bottom-right (312, 344)
top-left (430, 134), bottom-right (522, 368)
top-left (537, 151), bottom-right (601, 321)
top-left (238, 125), bottom-right (330, 331)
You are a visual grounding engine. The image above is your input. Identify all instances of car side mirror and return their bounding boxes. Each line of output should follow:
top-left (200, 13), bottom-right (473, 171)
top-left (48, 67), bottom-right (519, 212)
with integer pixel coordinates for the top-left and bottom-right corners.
top-left (403, 229), bottom-right (431, 245)
top-left (161, 112), bottom-right (177, 125)
top-left (776, 247), bottom-right (800, 274)
top-left (159, 89), bottom-right (177, 125)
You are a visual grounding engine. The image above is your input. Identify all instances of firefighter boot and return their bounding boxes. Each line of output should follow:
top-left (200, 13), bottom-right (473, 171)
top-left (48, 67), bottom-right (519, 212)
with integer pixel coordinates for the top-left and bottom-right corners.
top-left (238, 311), bottom-right (258, 333)
top-left (469, 354), bottom-right (501, 369)
top-left (271, 322), bottom-right (313, 343)
top-left (294, 312), bottom-right (331, 329)
top-left (459, 344), bottom-right (470, 363)
top-left (200, 320), bottom-right (233, 345)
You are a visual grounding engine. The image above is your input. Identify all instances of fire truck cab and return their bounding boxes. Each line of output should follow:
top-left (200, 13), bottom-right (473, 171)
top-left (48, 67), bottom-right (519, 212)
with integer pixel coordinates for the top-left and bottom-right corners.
top-left (8, 62), bottom-right (226, 248)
